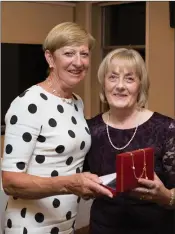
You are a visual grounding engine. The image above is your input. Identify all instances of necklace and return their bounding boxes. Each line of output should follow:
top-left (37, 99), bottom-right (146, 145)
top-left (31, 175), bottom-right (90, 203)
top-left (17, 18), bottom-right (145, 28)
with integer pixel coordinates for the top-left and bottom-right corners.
top-left (130, 149), bottom-right (148, 180)
top-left (106, 112), bottom-right (139, 150)
top-left (46, 77), bottom-right (74, 105)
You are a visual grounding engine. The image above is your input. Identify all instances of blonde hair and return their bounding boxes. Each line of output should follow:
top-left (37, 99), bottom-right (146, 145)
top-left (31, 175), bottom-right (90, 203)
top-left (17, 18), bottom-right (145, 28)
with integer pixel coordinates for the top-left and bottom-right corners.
top-left (98, 48), bottom-right (150, 108)
top-left (43, 22), bottom-right (95, 53)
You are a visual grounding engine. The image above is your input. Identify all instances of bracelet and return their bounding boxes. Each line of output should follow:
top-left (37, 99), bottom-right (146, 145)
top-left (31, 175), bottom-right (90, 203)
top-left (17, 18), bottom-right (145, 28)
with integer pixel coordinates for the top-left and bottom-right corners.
top-left (169, 188), bottom-right (175, 206)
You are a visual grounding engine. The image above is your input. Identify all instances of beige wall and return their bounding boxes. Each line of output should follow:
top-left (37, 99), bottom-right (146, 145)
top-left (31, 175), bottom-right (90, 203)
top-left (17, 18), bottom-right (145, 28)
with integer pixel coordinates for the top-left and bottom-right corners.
top-left (2, 2), bottom-right (74, 44)
top-left (146, 2), bottom-right (175, 118)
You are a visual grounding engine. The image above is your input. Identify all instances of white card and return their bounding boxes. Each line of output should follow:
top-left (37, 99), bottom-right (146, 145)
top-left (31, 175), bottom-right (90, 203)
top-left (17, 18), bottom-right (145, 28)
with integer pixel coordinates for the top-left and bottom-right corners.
top-left (99, 173), bottom-right (116, 186)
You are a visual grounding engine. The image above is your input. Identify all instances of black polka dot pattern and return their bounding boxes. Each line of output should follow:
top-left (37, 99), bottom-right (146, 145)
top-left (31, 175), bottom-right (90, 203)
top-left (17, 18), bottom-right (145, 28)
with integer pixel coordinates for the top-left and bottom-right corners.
top-left (77, 197), bottom-right (81, 203)
top-left (3, 86), bottom-right (91, 232)
top-left (80, 141), bottom-right (85, 150)
top-left (51, 170), bottom-right (59, 177)
top-left (74, 104), bottom-right (78, 112)
top-left (71, 116), bottom-right (77, 125)
top-left (55, 145), bottom-right (65, 154)
top-left (35, 155), bottom-right (45, 164)
top-left (22, 132), bottom-right (32, 142)
top-left (35, 213), bottom-right (44, 223)
top-left (51, 227), bottom-right (59, 234)
top-left (40, 93), bottom-right (48, 100)
top-left (68, 130), bottom-right (75, 138)
top-left (19, 90), bottom-right (29, 97)
top-left (10, 115), bottom-right (18, 125)
top-left (66, 156), bottom-right (73, 165)
top-left (5, 144), bottom-right (13, 154)
top-left (72, 94), bottom-right (78, 100)
top-left (7, 219), bottom-right (12, 228)
top-left (66, 211), bottom-right (72, 220)
top-left (16, 162), bottom-right (25, 170)
top-left (28, 104), bottom-right (37, 114)
top-left (48, 118), bottom-right (57, 127)
top-left (37, 135), bottom-right (46, 143)
top-left (52, 198), bottom-right (60, 208)
top-left (57, 105), bottom-right (64, 113)
top-left (72, 220), bottom-right (75, 228)
top-left (85, 127), bottom-right (90, 135)
top-left (23, 227), bottom-right (28, 234)
top-left (21, 208), bottom-right (27, 218)
top-left (76, 167), bottom-right (81, 173)
top-left (5, 202), bottom-right (8, 210)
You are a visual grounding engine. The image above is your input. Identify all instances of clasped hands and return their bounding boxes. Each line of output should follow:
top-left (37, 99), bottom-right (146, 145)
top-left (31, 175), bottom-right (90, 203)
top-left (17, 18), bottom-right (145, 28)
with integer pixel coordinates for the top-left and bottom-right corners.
top-left (130, 172), bottom-right (171, 206)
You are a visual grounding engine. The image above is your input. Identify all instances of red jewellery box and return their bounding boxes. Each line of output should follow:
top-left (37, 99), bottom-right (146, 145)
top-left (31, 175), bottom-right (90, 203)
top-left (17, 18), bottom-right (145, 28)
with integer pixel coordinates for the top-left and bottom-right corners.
top-left (100, 147), bottom-right (154, 195)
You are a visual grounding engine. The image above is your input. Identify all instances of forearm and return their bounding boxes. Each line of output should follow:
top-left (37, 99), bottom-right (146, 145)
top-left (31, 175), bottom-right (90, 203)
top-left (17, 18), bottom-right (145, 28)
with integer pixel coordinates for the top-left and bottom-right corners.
top-left (2, 171), bottom-right (72, 199)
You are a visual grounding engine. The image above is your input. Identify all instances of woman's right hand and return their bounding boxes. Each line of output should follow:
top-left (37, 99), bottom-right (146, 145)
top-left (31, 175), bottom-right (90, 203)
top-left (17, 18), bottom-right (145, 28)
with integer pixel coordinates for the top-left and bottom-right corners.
top-left (66, 172), bottom-right (113, 199)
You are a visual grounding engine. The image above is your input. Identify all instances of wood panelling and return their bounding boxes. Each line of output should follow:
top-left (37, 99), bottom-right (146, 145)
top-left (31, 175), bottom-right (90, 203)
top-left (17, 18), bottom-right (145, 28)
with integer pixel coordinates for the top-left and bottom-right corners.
top-left (146, 2), bottom-right (175, 117)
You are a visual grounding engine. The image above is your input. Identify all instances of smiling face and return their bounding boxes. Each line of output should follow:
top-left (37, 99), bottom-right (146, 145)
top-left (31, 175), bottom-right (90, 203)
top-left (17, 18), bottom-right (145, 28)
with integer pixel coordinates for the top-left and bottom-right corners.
top-left (46, 44), bottom-right (90, 88)
top-left (104, 58), bottom-right (140, 110)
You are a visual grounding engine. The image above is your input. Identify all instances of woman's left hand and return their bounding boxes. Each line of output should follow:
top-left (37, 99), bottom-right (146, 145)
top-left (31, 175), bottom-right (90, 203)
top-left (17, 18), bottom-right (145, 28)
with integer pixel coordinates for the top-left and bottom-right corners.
top-left (130, 172), bottom-right (171, 206)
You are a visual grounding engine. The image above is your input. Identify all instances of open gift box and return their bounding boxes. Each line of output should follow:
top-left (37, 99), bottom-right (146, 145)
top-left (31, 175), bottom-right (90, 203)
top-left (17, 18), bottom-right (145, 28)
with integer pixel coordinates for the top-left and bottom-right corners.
top-left (100, 147), bottom-right (154, 195)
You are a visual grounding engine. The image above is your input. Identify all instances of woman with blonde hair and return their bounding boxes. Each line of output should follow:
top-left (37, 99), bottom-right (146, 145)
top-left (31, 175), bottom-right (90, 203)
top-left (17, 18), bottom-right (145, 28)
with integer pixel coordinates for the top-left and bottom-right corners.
top-left (1, 22), bottom-right (112, 234)
top-left (84, 48), bottom-right (175, 234)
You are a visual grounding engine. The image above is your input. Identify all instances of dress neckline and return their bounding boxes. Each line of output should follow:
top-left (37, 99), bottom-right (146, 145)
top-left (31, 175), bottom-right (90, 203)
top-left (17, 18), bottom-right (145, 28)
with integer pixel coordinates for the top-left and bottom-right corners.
top-left (100, 111), bottom-right (157, 131)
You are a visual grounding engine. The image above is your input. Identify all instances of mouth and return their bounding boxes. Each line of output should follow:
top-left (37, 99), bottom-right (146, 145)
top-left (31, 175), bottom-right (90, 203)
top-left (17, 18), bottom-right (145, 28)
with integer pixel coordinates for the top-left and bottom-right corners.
top-left (68, 70), bottom-right (83, 76)
top-left (114, 94), bottom-right (128, 97)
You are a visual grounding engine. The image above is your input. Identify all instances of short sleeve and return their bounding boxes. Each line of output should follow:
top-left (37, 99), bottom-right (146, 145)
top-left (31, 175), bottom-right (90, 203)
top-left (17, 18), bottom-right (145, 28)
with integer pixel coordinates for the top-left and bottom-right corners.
top-left (2, 93), bottom-right (42, 173)
top-left (162, 120), bottom-right (175, 188)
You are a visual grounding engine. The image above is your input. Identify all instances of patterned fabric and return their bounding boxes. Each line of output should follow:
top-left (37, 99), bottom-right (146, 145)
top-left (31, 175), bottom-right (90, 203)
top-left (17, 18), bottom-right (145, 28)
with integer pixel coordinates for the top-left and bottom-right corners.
top-left (84, 112), bottom-right (175, 234)
top-left (2, 85), bottom-right (91, 234)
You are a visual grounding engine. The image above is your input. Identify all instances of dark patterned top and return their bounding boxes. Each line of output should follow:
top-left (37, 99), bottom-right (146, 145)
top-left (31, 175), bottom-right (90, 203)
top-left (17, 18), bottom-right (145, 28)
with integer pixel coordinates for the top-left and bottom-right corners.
top-left (84, 112), bottom-right (175, 234)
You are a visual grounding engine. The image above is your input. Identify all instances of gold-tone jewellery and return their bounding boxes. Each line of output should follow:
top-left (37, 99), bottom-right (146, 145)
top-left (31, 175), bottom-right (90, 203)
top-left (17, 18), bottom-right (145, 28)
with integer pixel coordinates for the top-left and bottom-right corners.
top-left (130, 149), bottom-right (148, 180)
top-left (169, 188), bottom-right (175, 206)
top-left (46, 77), bottom-right (74, 105)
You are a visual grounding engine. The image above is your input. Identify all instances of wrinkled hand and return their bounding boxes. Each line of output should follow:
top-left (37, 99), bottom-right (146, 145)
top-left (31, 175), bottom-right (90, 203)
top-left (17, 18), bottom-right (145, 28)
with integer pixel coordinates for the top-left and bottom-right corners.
top-left (130, 172), bottom-right (171, 205)
top-left (67, 172), bottom-right (113, 199)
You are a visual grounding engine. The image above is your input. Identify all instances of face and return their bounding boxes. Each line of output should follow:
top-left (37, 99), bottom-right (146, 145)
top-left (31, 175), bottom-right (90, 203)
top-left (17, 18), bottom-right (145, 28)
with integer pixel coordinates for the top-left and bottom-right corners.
top-left (104, 59), bottom-right (140, 110)
top-left (46, 45), bottom-right (90, 88)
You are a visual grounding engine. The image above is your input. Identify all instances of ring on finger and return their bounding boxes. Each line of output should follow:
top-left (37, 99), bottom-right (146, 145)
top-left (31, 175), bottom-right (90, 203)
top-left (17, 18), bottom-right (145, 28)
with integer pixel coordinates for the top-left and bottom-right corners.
top-left (146, 189), bottom-right (149, 194)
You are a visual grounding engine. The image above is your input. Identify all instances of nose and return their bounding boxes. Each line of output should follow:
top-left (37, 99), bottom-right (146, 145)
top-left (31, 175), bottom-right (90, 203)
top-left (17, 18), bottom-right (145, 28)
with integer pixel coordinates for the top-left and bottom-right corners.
top-left (116, 78), bottom-right (125, 90)
top-left (72, 54), bottom-right (82, 67)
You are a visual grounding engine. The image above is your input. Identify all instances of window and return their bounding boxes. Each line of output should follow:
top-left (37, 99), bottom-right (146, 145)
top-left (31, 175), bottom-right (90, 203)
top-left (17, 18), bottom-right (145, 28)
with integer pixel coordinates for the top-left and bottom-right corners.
top-left (102, 2), bottom-right (146, 47)
top-left (1, 43), bottom-right (48, 132)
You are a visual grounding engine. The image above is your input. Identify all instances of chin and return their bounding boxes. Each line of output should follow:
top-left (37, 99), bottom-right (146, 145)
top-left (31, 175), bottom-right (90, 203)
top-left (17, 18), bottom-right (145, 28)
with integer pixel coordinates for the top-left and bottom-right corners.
top-left (111, 102), bottom-right (130, 109)
top-left (68, 78), bottom-right (83, 88)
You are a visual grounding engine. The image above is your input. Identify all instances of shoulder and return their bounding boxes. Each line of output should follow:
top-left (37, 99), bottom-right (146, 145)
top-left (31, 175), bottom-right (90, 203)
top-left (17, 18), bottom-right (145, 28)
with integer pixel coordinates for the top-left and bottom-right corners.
top-left (153, 112), bottom-right (174, 126)
top-left (5, 85), bottom-right (44, 123)
top-left (152, 112), bottom-right (175, 133)
top-left (10, 85), bottom-right (43, 106)
top-left (86, 113), bottom-right (103, 128)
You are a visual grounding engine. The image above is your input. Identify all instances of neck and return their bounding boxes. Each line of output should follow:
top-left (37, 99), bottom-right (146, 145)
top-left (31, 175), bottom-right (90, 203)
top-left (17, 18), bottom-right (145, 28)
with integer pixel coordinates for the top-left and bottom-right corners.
top-left (108, 106), bottom-right (141, 127)
top-left (48, 72), bottom-right (72, 99)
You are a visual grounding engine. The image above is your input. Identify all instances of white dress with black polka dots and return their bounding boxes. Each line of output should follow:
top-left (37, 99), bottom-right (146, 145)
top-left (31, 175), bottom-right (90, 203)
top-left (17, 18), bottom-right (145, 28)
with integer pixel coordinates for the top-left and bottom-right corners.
top-left (2, 85), bottom-right (91, 234)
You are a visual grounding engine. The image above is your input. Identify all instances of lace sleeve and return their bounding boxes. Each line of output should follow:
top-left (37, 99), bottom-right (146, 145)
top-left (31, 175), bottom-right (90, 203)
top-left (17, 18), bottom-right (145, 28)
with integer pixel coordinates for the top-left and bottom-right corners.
top-left (162, 120), bottom-right (175, 188)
